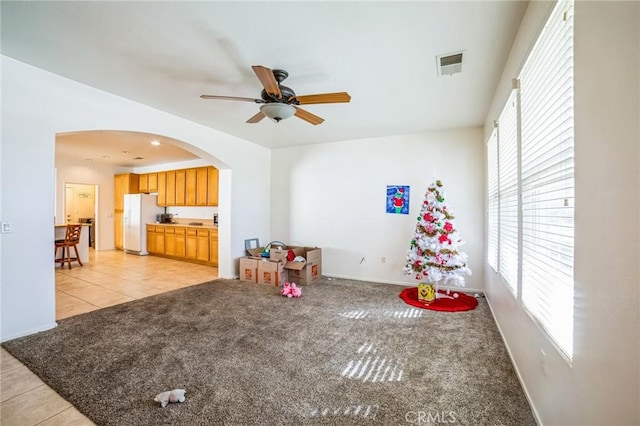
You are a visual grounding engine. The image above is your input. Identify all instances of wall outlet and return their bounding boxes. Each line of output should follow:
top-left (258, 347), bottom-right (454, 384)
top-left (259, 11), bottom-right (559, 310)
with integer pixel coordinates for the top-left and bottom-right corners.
top-left (540, 349), bottom-right (548, 375)
top-left (381, 256), bottom-right (386, 263)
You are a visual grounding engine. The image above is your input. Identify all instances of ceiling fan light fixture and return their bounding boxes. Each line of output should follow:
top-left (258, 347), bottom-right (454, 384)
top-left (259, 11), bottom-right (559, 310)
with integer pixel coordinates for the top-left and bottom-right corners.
top-left (260, 103), bottom-right (296, 123)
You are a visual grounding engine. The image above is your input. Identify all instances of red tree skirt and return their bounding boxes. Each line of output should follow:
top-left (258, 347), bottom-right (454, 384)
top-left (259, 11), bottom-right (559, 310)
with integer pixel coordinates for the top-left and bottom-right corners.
top-left (399, 287), bottom-right (478, 312)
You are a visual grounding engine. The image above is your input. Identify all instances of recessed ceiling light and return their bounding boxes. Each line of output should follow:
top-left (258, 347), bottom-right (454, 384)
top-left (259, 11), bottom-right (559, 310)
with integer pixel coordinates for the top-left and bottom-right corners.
top-left (133, 156), bottom-right (144, 160)
top-left (122, 150), bottom-right (131, 154)
top-left (151, 140), bottom-right (160, 146)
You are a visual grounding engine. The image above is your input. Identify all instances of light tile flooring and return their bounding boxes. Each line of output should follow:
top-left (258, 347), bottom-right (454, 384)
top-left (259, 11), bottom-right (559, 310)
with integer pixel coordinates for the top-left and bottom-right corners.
top-left (1, 249), bottom-right (218, 426)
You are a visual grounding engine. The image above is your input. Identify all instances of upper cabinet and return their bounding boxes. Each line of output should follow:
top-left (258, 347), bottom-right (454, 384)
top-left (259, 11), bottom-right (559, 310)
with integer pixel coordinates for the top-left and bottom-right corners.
top-left (207, 166), bottom-right (219, 206)
top-left (151, 166), bottom-right (219, 207)
top-left (139, 173), bottom-right (159, 194)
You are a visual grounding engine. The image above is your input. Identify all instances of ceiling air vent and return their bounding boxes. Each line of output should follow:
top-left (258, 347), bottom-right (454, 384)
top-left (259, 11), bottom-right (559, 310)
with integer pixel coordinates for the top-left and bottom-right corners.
top-left (436, 51), bottom-right (464, 76)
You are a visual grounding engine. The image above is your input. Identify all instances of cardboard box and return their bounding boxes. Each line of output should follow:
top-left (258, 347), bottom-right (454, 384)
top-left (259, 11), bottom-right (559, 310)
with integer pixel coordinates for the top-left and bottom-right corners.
top-left (246, 244), bottom-right (290, 262)
top-left (283, 247), bottom-right (322, 285)
top-left (239, 257), bottom-right (258, 283)
top-left (257, 259), bottom-right (286, 287)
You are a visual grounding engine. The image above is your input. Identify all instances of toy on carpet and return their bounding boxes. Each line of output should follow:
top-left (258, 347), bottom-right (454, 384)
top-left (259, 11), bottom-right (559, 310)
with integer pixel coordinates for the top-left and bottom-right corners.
top-left (280, 281), bottom-right (302, 298)
top-left (154, 389), bottom-right (186, 408)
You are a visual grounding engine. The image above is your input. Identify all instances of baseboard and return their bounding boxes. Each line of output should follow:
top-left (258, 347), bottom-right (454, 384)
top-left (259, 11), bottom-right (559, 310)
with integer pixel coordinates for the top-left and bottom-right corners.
top-left (1, 321), bottom-right (58, 343)
top-left (323, 273), bottom-right (485, 294)
top-left (484, 295), bottom-right (543, 426)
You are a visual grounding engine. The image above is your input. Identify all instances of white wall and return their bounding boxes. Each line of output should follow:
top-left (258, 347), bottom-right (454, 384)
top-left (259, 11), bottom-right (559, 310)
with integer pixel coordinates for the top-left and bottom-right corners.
top-left (483, 2), bottom-right (640, 425)
top-left (1, 56), bottom-right (271, 341)
top-left (272, 128), bottom-right (485, 290)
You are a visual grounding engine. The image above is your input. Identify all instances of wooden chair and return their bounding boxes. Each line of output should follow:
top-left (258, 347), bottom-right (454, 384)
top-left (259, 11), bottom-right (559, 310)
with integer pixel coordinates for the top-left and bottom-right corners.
top-left (55, 224), bottom-right (83, 269)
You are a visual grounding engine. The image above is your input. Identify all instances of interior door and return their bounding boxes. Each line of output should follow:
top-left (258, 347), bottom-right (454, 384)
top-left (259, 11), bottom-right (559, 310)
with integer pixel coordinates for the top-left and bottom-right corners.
top-left (65, 186), bottom-right (74, 223)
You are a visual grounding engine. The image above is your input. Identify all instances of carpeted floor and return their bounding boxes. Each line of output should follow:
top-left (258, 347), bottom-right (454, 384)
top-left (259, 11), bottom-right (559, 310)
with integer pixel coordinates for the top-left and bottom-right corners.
top-left (2, 278), bottom-right (535, 425)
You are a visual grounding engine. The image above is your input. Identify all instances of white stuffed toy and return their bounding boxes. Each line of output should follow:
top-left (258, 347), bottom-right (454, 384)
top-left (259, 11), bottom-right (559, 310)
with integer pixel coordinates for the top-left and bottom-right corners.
top-left (154, 389), bottom-right (186, 408)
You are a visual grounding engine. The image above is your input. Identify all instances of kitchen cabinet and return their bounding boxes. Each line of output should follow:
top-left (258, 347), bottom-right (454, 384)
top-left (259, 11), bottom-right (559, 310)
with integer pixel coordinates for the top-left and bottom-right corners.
top-left (146, 224), bottom-right (216, 267)
top-left (174, 227), bottom-right (186, 258)
top-left (114, 173), bottom-right (139, 250)
top-left (186, 228), bottom-right (197, 260)
top-left (209, 228), bottom-right (218, 266)
top-left (185, 168), bottom-right (197, 206)
top-left (166, 171), bottom-right (176, 206)
top-left (175, 169), bottom-right (186, 206)
top-left (197, 229), bottom-right (209, 262)
top-left (157, 172), bottom-right (167, 206)
top-left (165, 226), bottom-right (186, 257)
top-left (207, 166), bottom-right (219, 206)
top-left (164, 226), bottom-right (176, 256)
top-left (147, 224), bottom-right (165, 254)
top-left (148, 173), bottom-right (158, 193)
top-left (196, 167), bottom-right (208, 206)
top-left (139, 174), bottom-right (149, 193)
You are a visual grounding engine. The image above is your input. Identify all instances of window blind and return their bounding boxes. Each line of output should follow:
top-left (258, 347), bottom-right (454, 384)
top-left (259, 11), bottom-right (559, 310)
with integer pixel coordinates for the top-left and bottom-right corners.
top-left (487, 128), bottom-right (499, 272)
top-left (519, 0), bottom-right (574, 358)
top-left (498, 91), bottom-right (519, 294)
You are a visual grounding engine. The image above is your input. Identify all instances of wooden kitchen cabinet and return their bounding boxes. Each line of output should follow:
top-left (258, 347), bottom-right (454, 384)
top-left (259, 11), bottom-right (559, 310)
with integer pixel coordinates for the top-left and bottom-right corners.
top-left (196, 229), bottom-right (209, 262)
top-left (186, 228), bottom-right (197, 260)
top-left (166, 171), bottom-right (176, 206)
top-left (207, 166), bottom-right (219, 206)
top-left (185, 168), bottom-right (197, 206)
top-left (114, 173), bottom-right (139, 250)
top-left (114, 212), bottom-right (124, 250)
top-left (164, 226), bottom-right (176, 256)
top-left (157, 172), bottom-right (167, 206)
top-left (174, 227), bottom-right (186, 258)
top-left (148, 173), bottom-right (158, 193)
top-left (147, 224), bottom-right (165, 254)
top-left (175, 169), bottom-right (186, 206)
top-left (196, 167), bottom-right (208, 206)
top-left (139, 174), bottom-right (149, 193)
top-left (209, 228), bottom-right (218, 266)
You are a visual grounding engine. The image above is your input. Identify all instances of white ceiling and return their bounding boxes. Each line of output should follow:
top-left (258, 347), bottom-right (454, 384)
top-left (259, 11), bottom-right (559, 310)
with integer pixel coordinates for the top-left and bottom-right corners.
top-left (1, 1), bottom-right (527, 166)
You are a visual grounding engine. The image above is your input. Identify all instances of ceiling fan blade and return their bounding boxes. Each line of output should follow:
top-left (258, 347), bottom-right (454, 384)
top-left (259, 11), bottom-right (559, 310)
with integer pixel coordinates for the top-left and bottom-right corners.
top-left (200, 95), bottom-right (264, 103)
top-left (246, 111), bottom-right (266, 124)
top-left (252, 65), bottom-right (282, 98)
top-left (292, 92), bottom-right (351, 105)
top-left (294, 107), bottom-right (325, 125)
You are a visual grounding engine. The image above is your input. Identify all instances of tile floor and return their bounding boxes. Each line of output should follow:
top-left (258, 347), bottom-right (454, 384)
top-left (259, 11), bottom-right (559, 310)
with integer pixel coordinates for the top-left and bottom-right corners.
top-left (1, 249), bottom-right (218, 426)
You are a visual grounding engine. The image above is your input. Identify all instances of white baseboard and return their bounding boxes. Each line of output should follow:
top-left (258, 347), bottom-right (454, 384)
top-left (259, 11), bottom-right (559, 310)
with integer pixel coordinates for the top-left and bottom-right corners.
top-left (1, 322), bottom-right (58, 343)
top-left (484, 295), bottom-right (542, 426)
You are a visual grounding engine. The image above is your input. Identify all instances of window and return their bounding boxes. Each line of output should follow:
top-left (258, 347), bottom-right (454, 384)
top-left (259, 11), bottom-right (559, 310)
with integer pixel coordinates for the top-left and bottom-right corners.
top-left (486, 0), bottom-right (574, 359)
top-left (498, 91), bottom-right (519, 295)
top-left (486, 128), bottom-right (499, 272)
top-left (520, 0), bottom-right (574, 357)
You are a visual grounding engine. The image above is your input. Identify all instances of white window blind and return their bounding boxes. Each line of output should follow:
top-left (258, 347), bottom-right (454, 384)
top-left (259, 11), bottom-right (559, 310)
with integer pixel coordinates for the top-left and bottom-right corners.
top-left (487, 128), bottom-right (499, 272)
top-left (519, 0), bottom-right (574, 358)
top-left (498, 91), bottom-right (519, 294)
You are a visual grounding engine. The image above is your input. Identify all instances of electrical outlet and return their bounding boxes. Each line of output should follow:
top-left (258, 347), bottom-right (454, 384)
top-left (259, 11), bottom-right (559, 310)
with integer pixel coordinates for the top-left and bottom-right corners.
top-left (540, 349), bottom-right (548, 375)
top-left (381, 257), bottom-right (386, 263)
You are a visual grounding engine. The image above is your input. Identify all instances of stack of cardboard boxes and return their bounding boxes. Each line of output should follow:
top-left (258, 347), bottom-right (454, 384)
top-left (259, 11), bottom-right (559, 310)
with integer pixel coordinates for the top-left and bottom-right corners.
top-left (239, 245), bottom-right (322, 286)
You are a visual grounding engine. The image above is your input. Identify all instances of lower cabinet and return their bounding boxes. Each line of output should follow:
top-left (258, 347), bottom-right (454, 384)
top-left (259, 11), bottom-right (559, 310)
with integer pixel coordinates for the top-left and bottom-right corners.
top-left (149, 224), bottom-right (217, 267)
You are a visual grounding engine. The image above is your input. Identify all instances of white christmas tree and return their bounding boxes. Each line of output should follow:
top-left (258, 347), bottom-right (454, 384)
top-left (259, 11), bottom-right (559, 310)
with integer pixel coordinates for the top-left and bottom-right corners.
top-left (404, 180), bottom-right (471, 294)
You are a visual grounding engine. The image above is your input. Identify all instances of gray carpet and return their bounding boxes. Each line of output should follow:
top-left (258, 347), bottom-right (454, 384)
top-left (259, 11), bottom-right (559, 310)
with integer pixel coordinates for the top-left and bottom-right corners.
top-left (2, 278), bottom-right (535, 425)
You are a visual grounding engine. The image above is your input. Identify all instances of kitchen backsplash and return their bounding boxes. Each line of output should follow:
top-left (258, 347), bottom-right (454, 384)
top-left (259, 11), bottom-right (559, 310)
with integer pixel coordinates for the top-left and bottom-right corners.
top-left (165, 206), bottom-right (218, 221)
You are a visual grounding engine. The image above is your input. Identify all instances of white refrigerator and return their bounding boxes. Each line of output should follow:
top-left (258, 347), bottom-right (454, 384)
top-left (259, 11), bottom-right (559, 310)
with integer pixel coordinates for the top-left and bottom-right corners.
top-left (123, 194), bottom-right (163, 255)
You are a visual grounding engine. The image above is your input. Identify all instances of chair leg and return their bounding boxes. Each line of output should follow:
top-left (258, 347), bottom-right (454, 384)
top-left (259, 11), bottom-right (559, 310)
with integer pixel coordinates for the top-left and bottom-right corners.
top-left (73, 244), bottom-right (83, 267)
top-left (65, 246), bottom-right (72, 269)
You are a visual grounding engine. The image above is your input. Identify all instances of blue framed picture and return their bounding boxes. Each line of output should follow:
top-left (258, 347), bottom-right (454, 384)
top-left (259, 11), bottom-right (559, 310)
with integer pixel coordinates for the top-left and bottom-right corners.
top-left (386, 185), bottom-right (410, 214)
